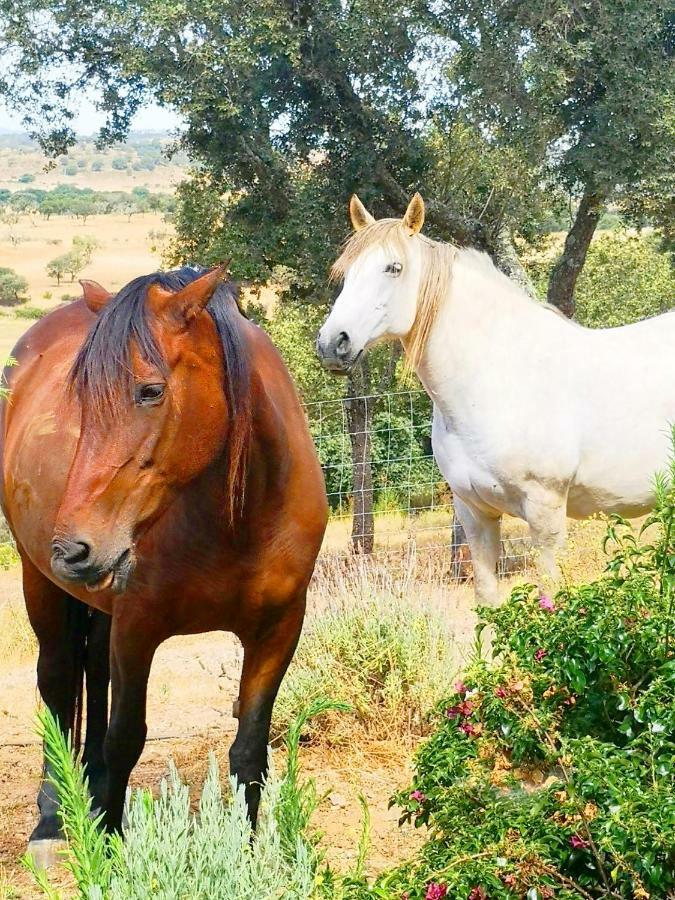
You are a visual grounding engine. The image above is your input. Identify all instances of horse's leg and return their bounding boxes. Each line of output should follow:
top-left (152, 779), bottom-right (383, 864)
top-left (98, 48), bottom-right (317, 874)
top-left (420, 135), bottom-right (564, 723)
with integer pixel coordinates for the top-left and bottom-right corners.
top-left (102, 612), bottom-right (160, 833)
top-left (22, 557), bottom-right (87, 864)
top-left (230, 600), bottom-right (305, 827)
top-left (82, 610), bottom-right (111, 816)
top-left (524, 495), bottom-right (567, 590)
top-left (453, 496), bottom-right (502, 607)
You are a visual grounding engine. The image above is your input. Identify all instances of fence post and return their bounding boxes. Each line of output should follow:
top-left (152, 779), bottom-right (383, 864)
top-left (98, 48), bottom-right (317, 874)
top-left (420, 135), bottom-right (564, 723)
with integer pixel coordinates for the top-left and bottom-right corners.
top-left (450, 511), bottom-right (470, 580)
top-left (346, 362), bottom-right (374, 554)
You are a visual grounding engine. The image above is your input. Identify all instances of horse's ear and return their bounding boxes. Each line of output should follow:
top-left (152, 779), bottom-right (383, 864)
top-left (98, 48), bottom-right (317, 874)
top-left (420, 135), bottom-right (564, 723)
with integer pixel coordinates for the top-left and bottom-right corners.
top-left (80, 280), bottom-right (113, 314)
top-left (349, 194), bottom-right (375, 231)
top-left (402, 192), bottom-right (425, 235)
top-left (148, 263), bottom-right (227, 325)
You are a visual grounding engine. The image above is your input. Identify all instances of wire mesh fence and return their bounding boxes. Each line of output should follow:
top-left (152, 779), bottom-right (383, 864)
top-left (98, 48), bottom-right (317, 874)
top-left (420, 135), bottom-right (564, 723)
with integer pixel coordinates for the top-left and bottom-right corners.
top-left (306, 389), bottom-right (531, 579)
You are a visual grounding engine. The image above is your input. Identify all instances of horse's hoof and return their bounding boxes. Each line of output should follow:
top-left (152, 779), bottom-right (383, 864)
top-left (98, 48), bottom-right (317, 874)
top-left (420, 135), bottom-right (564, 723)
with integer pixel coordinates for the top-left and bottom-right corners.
top-left (26, 838), bottom-right (66, 870)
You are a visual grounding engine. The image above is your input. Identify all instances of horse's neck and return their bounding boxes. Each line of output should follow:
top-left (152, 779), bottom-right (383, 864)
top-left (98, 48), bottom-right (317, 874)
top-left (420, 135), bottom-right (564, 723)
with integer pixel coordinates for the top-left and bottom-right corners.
top-left (411, 252), bottom-right (550, 411)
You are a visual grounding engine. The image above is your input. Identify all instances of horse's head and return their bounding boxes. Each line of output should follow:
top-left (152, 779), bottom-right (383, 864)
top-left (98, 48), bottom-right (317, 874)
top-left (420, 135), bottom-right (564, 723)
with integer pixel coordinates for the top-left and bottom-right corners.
top-left (317, 193), bottom-right (429, 374)
top-left (51, 266), bottom-right (247, 594)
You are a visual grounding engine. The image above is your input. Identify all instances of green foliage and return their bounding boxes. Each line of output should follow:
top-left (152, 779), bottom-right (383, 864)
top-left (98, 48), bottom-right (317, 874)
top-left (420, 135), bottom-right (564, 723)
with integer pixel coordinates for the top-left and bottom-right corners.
top-left (345, 451), bottom-right (675, 899)
top-left (0, 543), bottom-right (19, 569)
top-left (574, 234), bottom-right (675, 328)
top-left (14, 306), bottom-right (47, 319)
top-left (0, 267), bottom-right (28, 306)
top-left (526, 232), bottom-right (675, 328)
top-left (17, 173), bottom-right (34, 183)
top-left (443, 0), bottom-right (674, 201)
top-left (25, 700), bottom-right (345, 899)
top-left (274, 591), bottom-right (455, 741)
top-left (0, 185), bottom-right (173, 221)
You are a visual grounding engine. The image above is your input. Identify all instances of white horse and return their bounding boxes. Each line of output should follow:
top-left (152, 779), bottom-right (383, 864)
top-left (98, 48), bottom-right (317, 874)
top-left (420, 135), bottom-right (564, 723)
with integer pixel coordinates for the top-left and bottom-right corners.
top-left (317, 192), bottom-right (675, 606)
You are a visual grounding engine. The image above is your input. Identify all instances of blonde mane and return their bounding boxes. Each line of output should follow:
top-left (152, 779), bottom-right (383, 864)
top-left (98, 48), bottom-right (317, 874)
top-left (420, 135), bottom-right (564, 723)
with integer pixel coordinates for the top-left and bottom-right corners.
top-left (331, 220), bottom-right (457, 375)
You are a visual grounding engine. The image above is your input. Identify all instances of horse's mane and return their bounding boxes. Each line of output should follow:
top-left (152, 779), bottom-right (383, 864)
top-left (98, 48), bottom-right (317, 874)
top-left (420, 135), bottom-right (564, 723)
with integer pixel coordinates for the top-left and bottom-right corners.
top-left (70, 266), bottom-right (252, 522)
top-left (331, 220), bottom-right (456, 373)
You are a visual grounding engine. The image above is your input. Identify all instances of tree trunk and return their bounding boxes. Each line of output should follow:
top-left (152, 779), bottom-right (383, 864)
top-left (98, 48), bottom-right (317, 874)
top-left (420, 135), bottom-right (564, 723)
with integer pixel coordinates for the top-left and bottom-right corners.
top-left (346, 360), bottom-right (375, 554)
top-left (547, 187), bottom-right (605, 318)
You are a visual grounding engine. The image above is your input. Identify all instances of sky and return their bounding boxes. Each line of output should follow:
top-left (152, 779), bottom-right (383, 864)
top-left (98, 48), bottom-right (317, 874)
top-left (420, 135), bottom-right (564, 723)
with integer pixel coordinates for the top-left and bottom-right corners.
top-left (0, 96), bottom-right (183, 135)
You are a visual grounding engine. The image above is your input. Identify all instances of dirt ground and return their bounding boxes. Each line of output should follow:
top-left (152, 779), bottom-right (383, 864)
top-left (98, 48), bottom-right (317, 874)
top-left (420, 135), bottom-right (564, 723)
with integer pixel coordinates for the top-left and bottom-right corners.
top-left (0, 559), bottom-right (465, 899)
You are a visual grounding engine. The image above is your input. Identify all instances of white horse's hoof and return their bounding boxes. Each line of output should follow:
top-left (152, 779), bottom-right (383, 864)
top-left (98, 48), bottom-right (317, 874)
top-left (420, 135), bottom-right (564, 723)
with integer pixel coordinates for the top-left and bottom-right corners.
top-left (27, 838), bottom-right (66, 870)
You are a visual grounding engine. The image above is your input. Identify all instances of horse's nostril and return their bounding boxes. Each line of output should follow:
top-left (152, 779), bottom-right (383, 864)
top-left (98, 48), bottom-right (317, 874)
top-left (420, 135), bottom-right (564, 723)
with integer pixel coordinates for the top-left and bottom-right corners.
top-left (53, 539), bottom-right (91, 566)
top-left (335, 332), bottom-right (351, 358)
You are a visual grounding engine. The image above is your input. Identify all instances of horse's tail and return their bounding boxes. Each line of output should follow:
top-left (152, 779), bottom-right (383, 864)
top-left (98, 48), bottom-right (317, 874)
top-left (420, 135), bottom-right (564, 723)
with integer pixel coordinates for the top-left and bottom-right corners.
top-left (65, 596), bottom-right (90, 755)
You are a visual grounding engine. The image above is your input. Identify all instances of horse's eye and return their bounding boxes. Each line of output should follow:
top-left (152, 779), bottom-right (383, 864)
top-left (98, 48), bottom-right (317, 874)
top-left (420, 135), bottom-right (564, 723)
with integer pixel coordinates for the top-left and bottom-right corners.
top-left (385, 262), bottom-right (403, 277)
top-left (135, 383), bottom-right (165, 406)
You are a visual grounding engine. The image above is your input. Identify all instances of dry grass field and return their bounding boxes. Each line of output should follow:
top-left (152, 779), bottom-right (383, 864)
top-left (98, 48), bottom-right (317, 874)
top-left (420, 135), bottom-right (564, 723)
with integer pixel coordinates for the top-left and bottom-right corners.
top-left (0, 211), bottom-right (173, 362)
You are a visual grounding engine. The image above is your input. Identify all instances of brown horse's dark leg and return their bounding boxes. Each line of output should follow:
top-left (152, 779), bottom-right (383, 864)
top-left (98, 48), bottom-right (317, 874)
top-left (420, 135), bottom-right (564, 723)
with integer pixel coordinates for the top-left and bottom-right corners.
top-left (102, 613), bottom-right (160, 832)
top-left (82, 610), bottom-right (111, 815)
top-left (230, 599), bottom-right (305, 827)
top-left (22, 556), bottom-right (87, 850)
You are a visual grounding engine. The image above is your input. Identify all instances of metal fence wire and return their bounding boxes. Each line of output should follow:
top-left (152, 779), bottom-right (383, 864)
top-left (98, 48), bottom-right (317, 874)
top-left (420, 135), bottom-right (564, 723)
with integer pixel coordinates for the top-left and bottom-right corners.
top-left (306, 389), bottom-right (531, 578)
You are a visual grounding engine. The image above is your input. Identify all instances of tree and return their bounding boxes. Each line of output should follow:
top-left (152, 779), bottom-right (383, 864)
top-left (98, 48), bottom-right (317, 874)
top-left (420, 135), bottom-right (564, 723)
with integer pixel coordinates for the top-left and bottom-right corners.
top-left (0, 267), bottom-right (28, 306)
top-left (46, 254), bottom-right (69, 285)
top-left (46, 248), bottom-right (87, 284)
top-left (437, 0), bottom-right (674, 316)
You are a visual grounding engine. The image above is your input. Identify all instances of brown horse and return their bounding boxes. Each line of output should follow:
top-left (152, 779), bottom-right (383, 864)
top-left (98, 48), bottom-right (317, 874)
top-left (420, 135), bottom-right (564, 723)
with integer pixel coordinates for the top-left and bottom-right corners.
top-left (0, 266), bottom-right (327, 863)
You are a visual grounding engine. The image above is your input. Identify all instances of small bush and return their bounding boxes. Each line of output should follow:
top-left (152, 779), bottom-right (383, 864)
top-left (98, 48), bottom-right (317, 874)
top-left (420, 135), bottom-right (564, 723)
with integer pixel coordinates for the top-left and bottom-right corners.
top-left (274, 588), bottom-right (455, 742)
top-left (14, 306), bottom-right (46, 319)
top-left (25, 700), bottom-right (347, 899)
top-left (42, 291), bottom-right (52, 300)
top-left (18, 173), bottom-right (35, 184)
top-left (0, 543), bottom-right (19, 569)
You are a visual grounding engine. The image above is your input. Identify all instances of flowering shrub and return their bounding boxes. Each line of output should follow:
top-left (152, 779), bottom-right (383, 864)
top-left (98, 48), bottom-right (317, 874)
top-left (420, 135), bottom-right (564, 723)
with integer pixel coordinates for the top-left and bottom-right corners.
top-left (350, 463), bottom-right (675, 898)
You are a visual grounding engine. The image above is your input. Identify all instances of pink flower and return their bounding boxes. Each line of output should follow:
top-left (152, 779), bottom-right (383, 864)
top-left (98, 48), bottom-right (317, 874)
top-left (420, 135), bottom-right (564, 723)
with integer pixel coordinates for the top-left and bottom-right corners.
top-left (495, 686), bottom-right (508, 698)
top-left (454, 679), bottom-right (468, 695)
top-left (570, 834), bottom-right (590, 850)
top-left (425, 884), bottom-right (448, 900)
top-left (447, 700), bottom-right (474, 719)
top-left (539, 594), bottom-right (556, 612)
top-left (410, 789), bottom-right (426, 803)
top-left (459, 721), bottom-right (480, 737)
top-left (534, 648), bottom-right (547, 662)
top-left (468, 888), bottom-right (487, 900)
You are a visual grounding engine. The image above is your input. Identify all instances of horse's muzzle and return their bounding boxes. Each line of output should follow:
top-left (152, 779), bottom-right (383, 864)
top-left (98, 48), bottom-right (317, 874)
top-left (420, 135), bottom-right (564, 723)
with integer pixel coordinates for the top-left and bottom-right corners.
top-left (51, 539), bottom-right (134, 594)
top-left (316, 331), bottom-right (360, 375)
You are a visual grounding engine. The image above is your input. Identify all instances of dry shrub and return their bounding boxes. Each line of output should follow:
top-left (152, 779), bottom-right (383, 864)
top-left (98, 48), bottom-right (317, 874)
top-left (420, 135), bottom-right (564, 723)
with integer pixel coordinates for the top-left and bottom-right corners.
top-left (274, 553), bottom-right (460, 744)
top-left (0, 600), bottom-right (36, 663)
